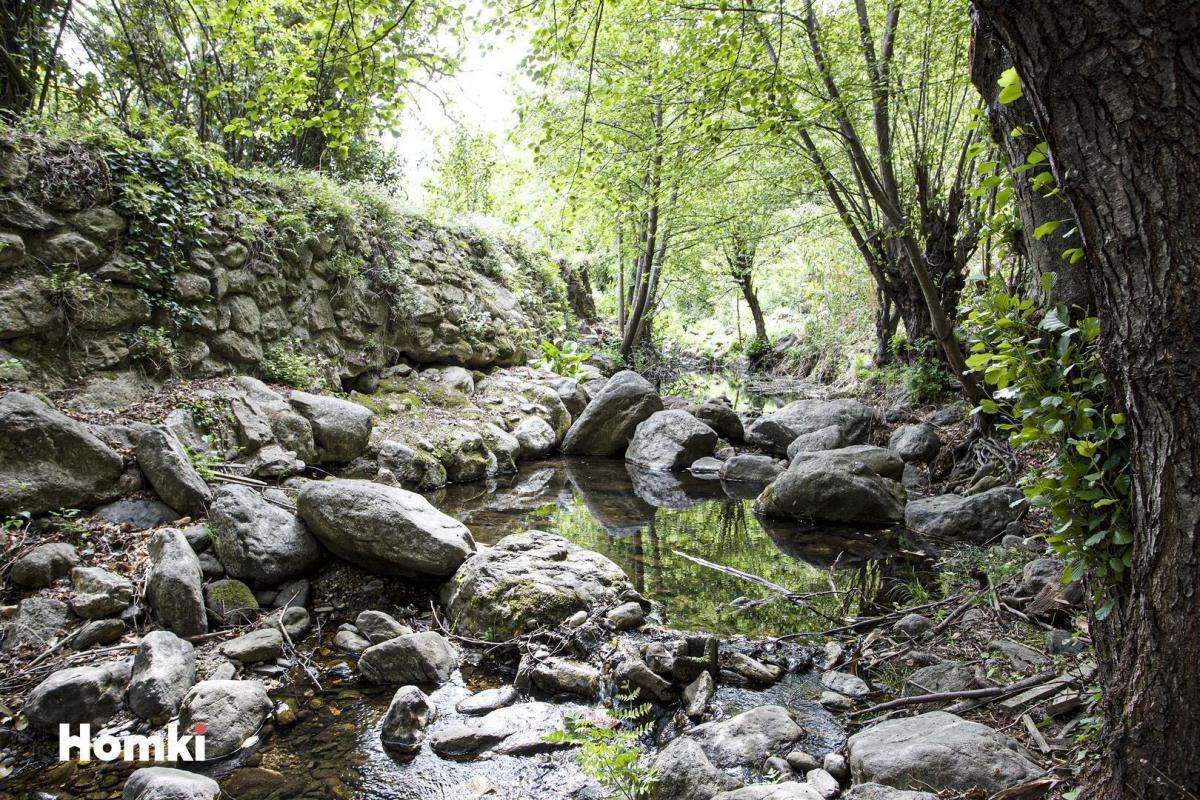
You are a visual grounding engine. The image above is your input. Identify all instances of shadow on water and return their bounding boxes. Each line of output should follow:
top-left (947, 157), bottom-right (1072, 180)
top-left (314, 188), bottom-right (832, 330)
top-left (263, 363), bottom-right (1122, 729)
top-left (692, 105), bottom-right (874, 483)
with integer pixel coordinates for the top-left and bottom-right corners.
top-left (436, 458), bottom-right (939, 638)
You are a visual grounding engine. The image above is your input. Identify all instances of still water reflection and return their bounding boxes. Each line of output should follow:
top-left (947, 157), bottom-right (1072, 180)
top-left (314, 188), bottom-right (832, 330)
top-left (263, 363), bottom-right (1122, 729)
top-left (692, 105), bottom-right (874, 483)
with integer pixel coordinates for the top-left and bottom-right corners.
top-left (436, 458), bottom-right (937, 638)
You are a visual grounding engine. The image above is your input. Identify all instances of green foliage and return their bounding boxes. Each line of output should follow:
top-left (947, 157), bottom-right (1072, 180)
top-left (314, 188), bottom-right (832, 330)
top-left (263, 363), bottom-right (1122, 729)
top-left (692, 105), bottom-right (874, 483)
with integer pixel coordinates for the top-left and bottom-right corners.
top-left (536, 339), bottom-right (589, 378)
top-left (965, 283), bottom-right (1131, 603)
top-left (744, 336), bottom-right (771, 363)
top-left (424, 126), bottom-right (497, 219)
top-left (184, 444), bottom-right (220, 482)
top-left (45, 268), bottom-right (95, 313)
top-left (129, 325), bottom-right (178, 374)
top-left (263, 338), bottom-right (327, 390)
top-left (545, 693), bottom-right (657, 800)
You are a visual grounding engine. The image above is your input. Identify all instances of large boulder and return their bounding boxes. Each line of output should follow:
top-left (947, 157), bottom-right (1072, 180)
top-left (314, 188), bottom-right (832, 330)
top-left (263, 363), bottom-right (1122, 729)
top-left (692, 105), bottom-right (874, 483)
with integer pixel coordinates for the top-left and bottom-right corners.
top-left (135, 426), bottom-right (212, 517)
top-left (178, 679), bottom-right (272, 759)
top-left (297, 479), bottom-right (474, 577)
top-left (904, 487), bottom-right (1028, 542)
top-left (0, 393), bottom-right (125, 514)
top-left (847, 711), bottom-right (1044, 794)
top-left (146, 528), bottom-right (208, 636)
top-left (23, 659), bottom-right (132, 732)
top-left (756, 459), bottom-right (906, 524)
top-left (746, 399), bottom-right (875, 455)
top-left (208, 484), bottom-right (320, 587)
top-left (626, 410), bottom-right (718, 471)
top-left (10, 542), bottom-right (79, 588)
top-left (122, 767), bottom-right (219, 800)
top-left (442, 530), bottom-right (632, 640)
top-left (287, 390), bottom-right (372, 463)
top-left (691, 401), bottom-right (744, 443)
top-left (789, 445), bottom-right (905, 481)
top-left (561, 370), bottom-right (664, 456)
top-left (127, 630), bottom-right (196, 722)
top-left (357, 631), bottom-right (459, 685)
top-left (888, 423), bottom-right (942, 464)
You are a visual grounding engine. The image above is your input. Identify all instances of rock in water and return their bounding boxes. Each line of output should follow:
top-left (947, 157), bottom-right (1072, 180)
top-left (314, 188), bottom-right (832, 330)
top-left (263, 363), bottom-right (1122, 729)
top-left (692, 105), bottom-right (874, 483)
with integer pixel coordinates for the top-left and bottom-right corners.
top-left (745, 398), bottom-right (876, 455)
top-left (128, 630), bottom-right (196, 722)
top-left (719, 453), bottom-right (785, 483)
top-left (24, 659), bottom-right (132, 732)
top-left (135, 425), bottom-right (212, 516)
top-left (691, 401), bottom-right (744, 443)
top-left (513, 415), bottom-right (558, 458)
top-left (208, 484), bottom-right (320, 587)
top-left (847, 710), bottom-right (1045, 793)
top-left (561, 370), bottom-right (664, 456)
top-left (357, 631), bottom-right (459, 685)
top-left (146, 528), bottom-right (208, 636)
top-left (0, 393), bottom-right (124, 515)
top-left (287, 390), bottom-right (372, 463)
top-left (380, 685), bottom-right (435, 753)
top-left (441, 530), bottom-right (632, 640)
top-left (297, 479), bottom-right (475, 577)
top-left (904, 487), bottom-right (1027, 542)
top-left (755, 458), bottom-right (906, 524)
top-left (179, 679), bottom-right (273, 759)
top-left (789, 445), bottom-right (905, 480)
top-left (626, 410), bottom-right (718, 471)
top-left (122, 767), bottom-right (219, 800)
top-left (713, 783), bottom-right (826, 800)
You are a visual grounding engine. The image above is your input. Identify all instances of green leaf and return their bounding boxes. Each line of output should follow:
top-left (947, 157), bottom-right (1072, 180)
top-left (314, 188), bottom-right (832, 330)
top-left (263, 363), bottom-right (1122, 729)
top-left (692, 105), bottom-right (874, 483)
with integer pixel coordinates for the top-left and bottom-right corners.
top-left (1033, 220), bottom-right (1062, 239)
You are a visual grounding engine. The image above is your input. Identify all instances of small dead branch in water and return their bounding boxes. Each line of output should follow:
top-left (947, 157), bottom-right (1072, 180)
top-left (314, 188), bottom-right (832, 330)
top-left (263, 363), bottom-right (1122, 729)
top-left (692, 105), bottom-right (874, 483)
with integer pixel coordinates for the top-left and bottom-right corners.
top-left (673, 549), bottom-right (841, 625)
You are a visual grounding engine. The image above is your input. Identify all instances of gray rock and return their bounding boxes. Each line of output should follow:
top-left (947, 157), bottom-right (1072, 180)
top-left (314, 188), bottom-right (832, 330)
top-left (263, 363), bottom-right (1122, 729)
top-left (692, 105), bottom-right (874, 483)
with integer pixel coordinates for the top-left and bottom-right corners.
top-left (287, 390), bottom-right (372, 463)
top-left (135, 426), bottom-right (212, 517)
top-left (34, 230), bottom-right (103, 267)
top-left (10, 542), bottom-right (79, 588)
top-left (272, 578), bottom-right (310, 609)
top-left (430, 701), bottom-right (568, 757)
top-left (24, 659), bottom-right (132, 732)
top-left (847, 711), bottom-right (1045, 793)
top-left (1046, 629), bottom-right (1086, 655)
top-left (892, 613), bottom-right (933, 638)
top-left (220, 628), bottom-right (283, 663)
top-left (626, 410), bottom-right (718, 471)
top-left (719, 453), bottom-right (785, 483)
top-left (605, 601), bottom-right (646, 631)
top-left (904, 487), bottom-right (1028, 543)
top-left (94, 499), bottom-right (180, 531)
top-left (146, 529), bottom-right (207, 636)
top-left (1020, 558), bottom-right (1064, 596)
top-left (334, 629), bottom-right (371, 654)
top-left (355, 610), bottom-right (412, 644)
top-left (926, 403), bottom-right (965, 427)
top-left (788, 446), bottom-right (905, 481)
top-left (122, 767), bottom-right (219, 800)
top-left (480, 423), bottom-right (520, 473)
top-left (561, 370), bottom-right (664, 456)
top-left (0, 393), bottom-right (125, 515)
top-left (70, 566), bottom-right (133, 619)
top-left (297, 479), bottom-right (475, 577)
top-left (787, 751), bottom-right (822, 773)
top-left (70, 618), bottom-right (125, 650)
top-left (197, 551), bottom-right (224, 580)
top-left (746, 399), bottom-right (875, 455)
top-left (207, 484), bottom-right (319, 587)
top-left (2, 596), bottom-right (69, 652)
top-left (441, 530), bottom-right (632, 640)
top-left (181, 523), bottom-right (211, 553)
top-left (228, 377), bottom-right (317, 464)
top-left (381, 685), bottom-right (435, 753)
top-left (683, 670), bottom-right (715, 718)
top-left (756, 459), bottom-right (906, 525)
top-left (841, 784), bottom-right (937, 800)
top-left (456, 685), bottom-right (519, 716)
top-left (689, 456), bottom-right (723, 478)
top-left (821, 670), bottom-right (870, 698)
top-left (179, 679), bottom-right (273, 759)
top-left (713, 784), bottom-right (824, 800)
top-left (652, 736), bottom-right (742, 800)
top-left (376, 440), bottom-right (447, 490)
top-left (903, 661), bottom-right (979, 696)
top-left (358, 631), bottom-right (458, 685)
top-left (514, 415), bottom-right (558, 458)
top-left (518, 653), bottom-right (601, 698)
top-left (128, 630), bottom-right (196, 722)
top-left (988, 639), bottom-right (1049, 672)
top-left (71, 206), bottom-right (126, 241)
top-left (728, 652), bottom-right (783, 685)
top-left (691, 401), bottom-right (744, 443)
top-left (888, 424), bottom-right (942, 463)
top-left (806, 768), bottom-right (840, 799)
top-left (785, 425), bottom-right (848, 458)
top-left (204, 578), bottom-right (259, 627)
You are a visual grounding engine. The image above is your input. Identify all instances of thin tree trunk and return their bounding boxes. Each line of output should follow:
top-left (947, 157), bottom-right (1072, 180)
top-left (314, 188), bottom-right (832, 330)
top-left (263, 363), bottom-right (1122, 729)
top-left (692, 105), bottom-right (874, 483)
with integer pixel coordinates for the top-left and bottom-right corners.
top-left (974, 3), bottom-right (1200, 798)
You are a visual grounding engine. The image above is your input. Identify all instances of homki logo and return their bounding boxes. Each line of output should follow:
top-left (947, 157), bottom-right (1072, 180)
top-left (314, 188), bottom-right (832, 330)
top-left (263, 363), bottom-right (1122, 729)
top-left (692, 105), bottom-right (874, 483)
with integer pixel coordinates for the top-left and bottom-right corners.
top-left (58, 722), bottom-right (207, 762)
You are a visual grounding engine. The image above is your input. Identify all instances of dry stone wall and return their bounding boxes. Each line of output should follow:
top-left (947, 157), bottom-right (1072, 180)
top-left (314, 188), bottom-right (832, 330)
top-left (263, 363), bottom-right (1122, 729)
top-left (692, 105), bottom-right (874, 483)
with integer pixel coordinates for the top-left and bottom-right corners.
top-left (0, 130), bottom-right (570, 387)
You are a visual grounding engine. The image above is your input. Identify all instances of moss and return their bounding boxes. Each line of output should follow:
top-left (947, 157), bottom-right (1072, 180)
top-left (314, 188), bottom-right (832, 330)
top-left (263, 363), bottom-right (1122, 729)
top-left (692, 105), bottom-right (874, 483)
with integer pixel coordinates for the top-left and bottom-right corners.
top-left (205, 578), bottom-right (258, 625)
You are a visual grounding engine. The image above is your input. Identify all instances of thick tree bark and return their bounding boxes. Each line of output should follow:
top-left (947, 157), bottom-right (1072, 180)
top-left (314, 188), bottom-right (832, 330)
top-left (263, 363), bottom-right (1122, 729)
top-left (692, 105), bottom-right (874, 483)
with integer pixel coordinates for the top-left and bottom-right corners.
top-left (968, 11), bottom-right (1091, 313)
top-left (973, 3), bottom-right (1200, 797)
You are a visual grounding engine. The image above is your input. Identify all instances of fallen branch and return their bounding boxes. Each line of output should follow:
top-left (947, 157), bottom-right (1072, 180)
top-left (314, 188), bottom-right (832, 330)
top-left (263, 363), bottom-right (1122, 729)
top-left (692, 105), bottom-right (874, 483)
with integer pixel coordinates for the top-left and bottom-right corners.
top-left (673, 549), bottom-right (841, 624)
top-left (852, 668), bottom-right (1059, 717)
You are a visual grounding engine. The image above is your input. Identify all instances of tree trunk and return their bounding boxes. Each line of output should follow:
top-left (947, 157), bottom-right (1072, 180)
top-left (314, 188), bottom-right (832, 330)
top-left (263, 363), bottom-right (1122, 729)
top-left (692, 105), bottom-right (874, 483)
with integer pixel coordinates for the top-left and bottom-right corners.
top-left (968, 11), bottom-right (1092, 313)
top-left (973, 3), bottom-right (1200, 798)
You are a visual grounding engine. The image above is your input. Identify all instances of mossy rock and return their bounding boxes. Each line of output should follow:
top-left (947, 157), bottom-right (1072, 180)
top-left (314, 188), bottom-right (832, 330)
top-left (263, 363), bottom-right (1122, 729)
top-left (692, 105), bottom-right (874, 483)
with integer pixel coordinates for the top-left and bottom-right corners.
top-left (204, 578), bottom-right (260, 627)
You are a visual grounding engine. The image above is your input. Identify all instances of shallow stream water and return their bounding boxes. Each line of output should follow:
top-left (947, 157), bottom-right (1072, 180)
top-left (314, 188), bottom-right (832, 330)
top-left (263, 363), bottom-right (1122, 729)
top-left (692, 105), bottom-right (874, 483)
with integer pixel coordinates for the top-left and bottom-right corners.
top-left (4, 456), bottom-right (937, 800)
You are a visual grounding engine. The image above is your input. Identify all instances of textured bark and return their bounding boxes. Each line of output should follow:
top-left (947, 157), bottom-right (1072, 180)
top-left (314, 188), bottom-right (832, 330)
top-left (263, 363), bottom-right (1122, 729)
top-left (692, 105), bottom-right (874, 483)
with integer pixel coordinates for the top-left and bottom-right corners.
top-left (968, 12), bottom-right (1091, 313)
top-left (973, 2), bottom-right (1200, 797)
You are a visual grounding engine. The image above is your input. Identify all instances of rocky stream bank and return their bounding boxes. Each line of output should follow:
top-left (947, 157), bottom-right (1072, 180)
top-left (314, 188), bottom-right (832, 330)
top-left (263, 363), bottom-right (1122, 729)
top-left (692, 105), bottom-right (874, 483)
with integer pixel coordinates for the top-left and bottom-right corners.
top-left (0, 360), bottom-right (1094, 800)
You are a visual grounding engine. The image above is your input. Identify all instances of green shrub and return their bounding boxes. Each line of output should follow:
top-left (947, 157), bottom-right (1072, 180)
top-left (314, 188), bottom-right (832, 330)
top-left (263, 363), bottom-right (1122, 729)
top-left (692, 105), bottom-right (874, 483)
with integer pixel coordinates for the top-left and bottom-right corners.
top-left (744, 336), bottom-right (771, 362)
top-left (263, 338), bottom-right (325, 389)
top-left (544, 692), bottom-right (657, 800)
top-left (536, 339), bottom-right (590, 378)
top-left (965, 283), bottom-right (1130, 610)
